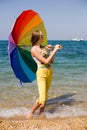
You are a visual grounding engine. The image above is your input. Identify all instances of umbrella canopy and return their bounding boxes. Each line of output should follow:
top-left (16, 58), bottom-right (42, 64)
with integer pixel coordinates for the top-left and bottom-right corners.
top-left (8, 9), bottom-right (48, 83)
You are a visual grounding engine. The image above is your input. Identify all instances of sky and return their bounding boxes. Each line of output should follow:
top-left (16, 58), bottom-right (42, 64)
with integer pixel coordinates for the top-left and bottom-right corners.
top-left (0, 0), bottom-right (87, 40)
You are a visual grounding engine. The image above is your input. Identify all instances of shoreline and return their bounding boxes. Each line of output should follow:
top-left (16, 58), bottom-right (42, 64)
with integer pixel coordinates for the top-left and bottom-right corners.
top-left (0, 116), bottom-right (87, 130)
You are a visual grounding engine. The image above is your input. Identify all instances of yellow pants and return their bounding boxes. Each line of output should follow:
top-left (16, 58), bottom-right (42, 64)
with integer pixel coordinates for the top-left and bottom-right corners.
top-left (36, 66), bottom-right (53, 105)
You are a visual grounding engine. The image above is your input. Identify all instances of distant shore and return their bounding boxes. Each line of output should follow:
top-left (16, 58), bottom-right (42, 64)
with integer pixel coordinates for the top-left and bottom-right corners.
top-left (0, 116), bottom-right (87, 130)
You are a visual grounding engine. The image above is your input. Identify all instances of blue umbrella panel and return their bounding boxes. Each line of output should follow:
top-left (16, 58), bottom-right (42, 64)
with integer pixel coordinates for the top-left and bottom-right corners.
top-left (10, 47), bottom-right (37, 83)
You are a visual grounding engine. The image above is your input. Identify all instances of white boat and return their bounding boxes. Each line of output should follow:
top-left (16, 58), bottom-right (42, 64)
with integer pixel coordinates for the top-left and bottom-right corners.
top-left (72, 38), bottom-right (84, 41)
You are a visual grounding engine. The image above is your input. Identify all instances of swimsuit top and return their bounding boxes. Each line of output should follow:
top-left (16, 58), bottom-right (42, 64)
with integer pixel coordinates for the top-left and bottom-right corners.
top-left (32, 47), bottom-right (50, 69)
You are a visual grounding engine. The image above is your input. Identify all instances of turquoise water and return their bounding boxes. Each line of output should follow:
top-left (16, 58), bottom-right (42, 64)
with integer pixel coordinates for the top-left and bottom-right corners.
top-left (0, 40), bottom-right (87, 118)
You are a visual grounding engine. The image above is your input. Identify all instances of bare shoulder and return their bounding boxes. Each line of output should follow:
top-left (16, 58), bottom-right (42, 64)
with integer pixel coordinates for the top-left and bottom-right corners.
top-left (31, 46), bottom-right (36, 56)
top-left (31, 46), bottom-right (34, 52)
top-left (31, 46), bottom-right (37, 53)
top-left (31, 46), bottom-right (41, 57)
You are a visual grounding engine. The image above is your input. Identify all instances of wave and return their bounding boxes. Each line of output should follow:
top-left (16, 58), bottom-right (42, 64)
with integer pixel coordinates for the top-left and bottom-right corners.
top-left (0, 104), bottom-right (87, 119)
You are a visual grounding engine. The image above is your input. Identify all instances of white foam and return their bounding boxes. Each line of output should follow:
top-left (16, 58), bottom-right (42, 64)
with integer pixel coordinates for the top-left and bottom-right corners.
top-left (0, 105), bottom-right (87, 118)
top-left (0, 107), bottom-right (29, 118)
top-left (45, 104), bottom-right (87, 118)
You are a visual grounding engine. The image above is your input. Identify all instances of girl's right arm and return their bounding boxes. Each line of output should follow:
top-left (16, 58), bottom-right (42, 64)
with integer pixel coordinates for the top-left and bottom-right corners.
top-left (31, 45), bottom-right (60, 65)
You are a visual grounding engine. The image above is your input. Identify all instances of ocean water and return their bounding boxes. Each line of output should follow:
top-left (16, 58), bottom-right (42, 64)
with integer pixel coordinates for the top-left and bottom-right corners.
top-left (0, 40), bottom-right (87, 119)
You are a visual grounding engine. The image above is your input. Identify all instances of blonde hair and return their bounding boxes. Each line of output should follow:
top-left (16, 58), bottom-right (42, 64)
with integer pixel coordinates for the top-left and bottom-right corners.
top-left (31, 30), bottom-right (43, 46)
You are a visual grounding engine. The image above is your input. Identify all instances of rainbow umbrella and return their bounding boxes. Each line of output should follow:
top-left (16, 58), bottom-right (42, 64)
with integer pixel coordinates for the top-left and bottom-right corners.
top-left (8, 9), bottom-right (48, 83)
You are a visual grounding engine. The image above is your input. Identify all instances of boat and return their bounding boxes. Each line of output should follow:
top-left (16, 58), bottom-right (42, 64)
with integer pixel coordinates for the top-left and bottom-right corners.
top-left (71, 38), bottom-right (84, 41)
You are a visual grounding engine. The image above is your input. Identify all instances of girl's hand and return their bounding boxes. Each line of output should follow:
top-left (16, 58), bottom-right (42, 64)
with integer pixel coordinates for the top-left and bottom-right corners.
top-left (54, 44), bottom-right (62, 51)
top-left (46, 45), bottom-right (53, 51)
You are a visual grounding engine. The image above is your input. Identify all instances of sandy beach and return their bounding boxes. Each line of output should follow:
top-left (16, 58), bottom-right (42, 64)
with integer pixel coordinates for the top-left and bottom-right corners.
top-left (0, 41), bottom-right (87, 130)
top-left (0, 116), bottom-right (87, 130)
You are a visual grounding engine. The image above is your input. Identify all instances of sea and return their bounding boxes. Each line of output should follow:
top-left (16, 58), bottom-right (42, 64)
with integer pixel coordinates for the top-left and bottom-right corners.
top-left (0, 40), bottom-right (87, 119)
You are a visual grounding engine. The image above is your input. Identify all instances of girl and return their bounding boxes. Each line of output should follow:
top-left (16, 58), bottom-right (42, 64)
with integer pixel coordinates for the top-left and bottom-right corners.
top-left (27, 30), bottom-right (61, 118)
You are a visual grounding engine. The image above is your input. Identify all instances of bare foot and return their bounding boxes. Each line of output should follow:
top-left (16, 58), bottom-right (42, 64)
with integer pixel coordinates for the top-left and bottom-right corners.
top-left (26, 113), bottom-right (33, 119)
top-left (38, 113), bottom-right (46, 118)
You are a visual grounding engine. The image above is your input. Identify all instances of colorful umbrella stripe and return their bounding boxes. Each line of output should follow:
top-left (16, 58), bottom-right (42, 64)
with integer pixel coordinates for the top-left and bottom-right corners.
top-left (8, 10), bottom-right (48, 83)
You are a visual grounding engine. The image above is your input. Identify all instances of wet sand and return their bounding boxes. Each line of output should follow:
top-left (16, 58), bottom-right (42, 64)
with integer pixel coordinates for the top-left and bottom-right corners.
top-left (0, 116), bottom-right (87, 130)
